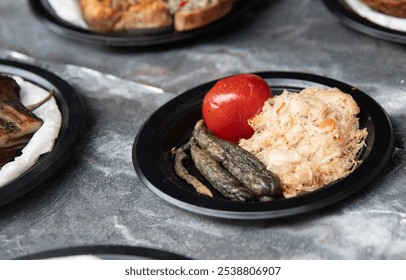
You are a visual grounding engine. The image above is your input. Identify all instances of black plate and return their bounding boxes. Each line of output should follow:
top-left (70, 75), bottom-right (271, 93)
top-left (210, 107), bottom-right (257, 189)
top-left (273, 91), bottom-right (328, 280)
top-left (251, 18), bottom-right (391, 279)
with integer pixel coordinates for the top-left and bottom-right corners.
top-left (16, 245), bottom-right (189, 260)
top-left (323, 0), bottom-right (406, 44)
top-left (133, 72), bottom-right (394, 220)
top-left (0, 59), bottom-right (85, 207)
top-left (29, 0), bottom-right (259, 47)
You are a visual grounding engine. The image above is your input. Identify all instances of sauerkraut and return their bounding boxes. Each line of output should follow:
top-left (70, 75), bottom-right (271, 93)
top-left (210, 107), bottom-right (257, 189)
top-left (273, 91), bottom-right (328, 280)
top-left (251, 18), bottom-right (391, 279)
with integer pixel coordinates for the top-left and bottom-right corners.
top-left (238, 87), bottom-right (368, 198)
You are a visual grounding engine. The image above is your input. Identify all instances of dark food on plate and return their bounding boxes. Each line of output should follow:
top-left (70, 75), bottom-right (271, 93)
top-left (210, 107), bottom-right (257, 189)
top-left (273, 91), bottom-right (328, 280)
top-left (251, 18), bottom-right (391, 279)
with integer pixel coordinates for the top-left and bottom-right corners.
top-left (172, 120), bottom-right (282, 201)
top-left (0, 75), bottom-right (44, 168)
top-left (171, 74), bottom-right (368, 202)
top-left (79, 0), bottom-right (235, 33)
top-left (361, 0), bottom-right (406, 18)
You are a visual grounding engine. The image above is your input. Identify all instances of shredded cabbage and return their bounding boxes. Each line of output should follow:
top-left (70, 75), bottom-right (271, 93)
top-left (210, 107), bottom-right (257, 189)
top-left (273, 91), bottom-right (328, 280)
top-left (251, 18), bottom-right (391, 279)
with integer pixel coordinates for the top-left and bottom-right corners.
top-left (239, 87), bottom-right (368, 198)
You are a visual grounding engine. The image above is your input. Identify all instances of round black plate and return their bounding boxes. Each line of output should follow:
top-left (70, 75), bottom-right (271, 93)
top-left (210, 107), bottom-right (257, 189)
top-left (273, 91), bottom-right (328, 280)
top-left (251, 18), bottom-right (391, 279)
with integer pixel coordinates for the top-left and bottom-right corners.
top-left (0, 59), bottom-right (85, 207)
top-left (29, 0), bottom-right (259, 47)
top-left (16, 245), bottom-right (189, 260)
top-left (323, 0), bottom-right (406, 44)
top-left (133, 72), bottom-right (394, 220)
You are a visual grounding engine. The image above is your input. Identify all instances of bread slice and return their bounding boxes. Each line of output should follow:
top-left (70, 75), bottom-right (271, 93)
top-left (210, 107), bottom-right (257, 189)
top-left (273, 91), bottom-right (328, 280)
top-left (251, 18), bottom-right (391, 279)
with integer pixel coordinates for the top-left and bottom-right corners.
top-left (115, 0), bottom-right (173, 31)
top-left (170, 0), bottom-right (235, 31)
top-left (79, 0), bottom-right (235, 33)
top-left (79, 0), bottom-right (173, 33)
top-left (361, 0), bottom-right (406, 18)
top-left (79, 0), bottom-right (124, 32)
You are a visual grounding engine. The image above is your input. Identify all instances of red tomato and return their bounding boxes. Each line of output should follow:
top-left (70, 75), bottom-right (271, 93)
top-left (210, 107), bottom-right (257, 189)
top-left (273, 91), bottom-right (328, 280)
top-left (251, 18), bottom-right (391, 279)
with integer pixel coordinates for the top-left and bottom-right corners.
top-left (202, 73), bottom-right (272, 143)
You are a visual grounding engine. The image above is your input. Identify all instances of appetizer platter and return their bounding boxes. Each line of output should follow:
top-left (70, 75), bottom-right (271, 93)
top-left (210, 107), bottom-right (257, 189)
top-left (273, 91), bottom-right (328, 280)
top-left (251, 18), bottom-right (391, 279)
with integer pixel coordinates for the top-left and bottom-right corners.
top-left (29, 0), bottom-right (259, 47)
top-left (133, 72), bottom-right (394, 219)
top-left (16, 245), bottom-right (189, 260)
top-left (323, 0), bottom-right (406, 44)
top-left (0, 59), bottom-right (85, 207)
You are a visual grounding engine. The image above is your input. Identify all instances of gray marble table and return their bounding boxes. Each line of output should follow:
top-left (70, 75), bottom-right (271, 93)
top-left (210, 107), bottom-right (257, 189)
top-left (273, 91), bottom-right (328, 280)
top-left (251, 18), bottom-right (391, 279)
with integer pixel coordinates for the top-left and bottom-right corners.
top-left (0, 0), bottom-right (405, 259)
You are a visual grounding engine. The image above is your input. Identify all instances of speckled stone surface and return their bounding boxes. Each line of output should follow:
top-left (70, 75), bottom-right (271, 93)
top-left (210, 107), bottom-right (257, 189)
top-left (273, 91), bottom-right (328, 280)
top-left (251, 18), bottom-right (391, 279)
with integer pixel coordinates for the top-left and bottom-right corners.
top-left (0, 0), bottom-right (406, 260)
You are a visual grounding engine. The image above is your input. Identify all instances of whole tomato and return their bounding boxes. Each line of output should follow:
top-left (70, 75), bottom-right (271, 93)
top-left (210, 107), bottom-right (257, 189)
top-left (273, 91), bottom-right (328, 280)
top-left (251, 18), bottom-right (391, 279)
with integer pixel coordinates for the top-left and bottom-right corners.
top-left (202, 73), bottom-right (272, 143)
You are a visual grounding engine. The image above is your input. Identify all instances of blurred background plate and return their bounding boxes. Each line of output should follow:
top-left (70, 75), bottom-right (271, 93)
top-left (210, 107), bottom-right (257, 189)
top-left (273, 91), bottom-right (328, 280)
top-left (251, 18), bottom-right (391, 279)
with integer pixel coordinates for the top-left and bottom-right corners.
top-left (323, 0), bottom-right (406, 44)
top-left (0, 59), bottom-right (85, 207)
top-left (16, 245), bottom-right (189, 260)
top-left (29, 0), bottom-right (260, 47)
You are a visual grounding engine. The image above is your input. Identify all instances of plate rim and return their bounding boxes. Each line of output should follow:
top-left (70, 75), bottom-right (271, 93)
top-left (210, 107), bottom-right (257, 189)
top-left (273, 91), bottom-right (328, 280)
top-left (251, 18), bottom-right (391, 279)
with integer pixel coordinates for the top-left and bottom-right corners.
top-left (29, 0), bottom-right (260, 47)
top-left (0, 59), bottom-right (86, 207)
top-left (133, 71), bottom-right (395, 220)
top-left (323, 0), bottom-right (406, 44)
top-left (15, 245), bottom-right (189, 260)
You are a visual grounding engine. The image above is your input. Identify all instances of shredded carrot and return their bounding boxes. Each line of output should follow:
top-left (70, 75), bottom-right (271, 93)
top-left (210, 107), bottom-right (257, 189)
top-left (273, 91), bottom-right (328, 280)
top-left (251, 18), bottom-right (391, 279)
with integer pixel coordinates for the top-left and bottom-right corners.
top-left (276, 102), bottom-right (286, 115)
top-left (321, 118), bottom-right (336, 130)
